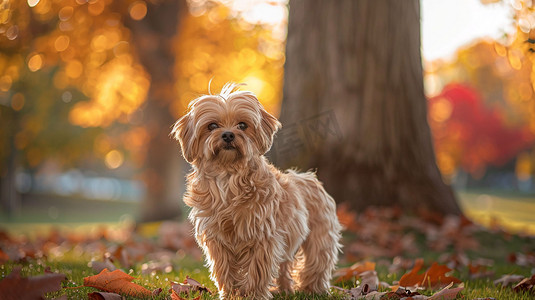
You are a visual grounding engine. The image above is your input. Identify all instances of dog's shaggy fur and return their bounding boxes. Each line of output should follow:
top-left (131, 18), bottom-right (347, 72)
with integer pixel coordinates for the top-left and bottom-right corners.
top-left (172, 84), bottom-right (342, 299)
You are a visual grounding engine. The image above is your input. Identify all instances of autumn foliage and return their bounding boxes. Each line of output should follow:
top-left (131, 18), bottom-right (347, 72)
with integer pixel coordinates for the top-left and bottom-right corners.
top-left (398, 259), bottom-right (461, 289)
top-left (429, 83), bottom-right (535, 177)
top-left (1, 206), bottom-right (535, 298)
top-left (83, 269), bottom-right (152, 297)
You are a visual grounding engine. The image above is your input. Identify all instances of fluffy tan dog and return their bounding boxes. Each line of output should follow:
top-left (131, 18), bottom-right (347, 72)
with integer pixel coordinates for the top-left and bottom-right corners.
top-left (171, 83), bottom-right (342, 299)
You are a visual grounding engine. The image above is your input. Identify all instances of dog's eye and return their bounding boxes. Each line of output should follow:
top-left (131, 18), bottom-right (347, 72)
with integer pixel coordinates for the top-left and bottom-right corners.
top-left (208, 123), bottom-right (219, 131)
top-left (237, 122), bottom-right (248, 130)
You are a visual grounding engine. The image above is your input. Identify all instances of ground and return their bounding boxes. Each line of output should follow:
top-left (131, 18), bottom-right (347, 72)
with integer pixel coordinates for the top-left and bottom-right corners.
top-left (0, 191), bottom-right (535, 299)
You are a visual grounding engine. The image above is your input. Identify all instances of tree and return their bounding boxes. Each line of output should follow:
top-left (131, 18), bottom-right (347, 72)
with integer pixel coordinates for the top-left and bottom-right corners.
top-left (274, 0), bottom-right (461, 215)
top-left (0, 0), bottom-right (186, 221)
top-left (124, 0), bottom-right (187, 221)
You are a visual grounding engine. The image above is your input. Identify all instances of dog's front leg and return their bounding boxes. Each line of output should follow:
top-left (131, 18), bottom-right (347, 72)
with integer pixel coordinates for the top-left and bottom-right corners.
top-left (204, 240), bottom-right (238, 299)
top-left (239, 241), bottom-right (282, 300)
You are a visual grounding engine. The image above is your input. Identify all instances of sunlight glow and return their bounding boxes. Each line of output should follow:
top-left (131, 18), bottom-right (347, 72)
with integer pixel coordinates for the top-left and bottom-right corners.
top-left (27, 0), bottom-right (40, 8)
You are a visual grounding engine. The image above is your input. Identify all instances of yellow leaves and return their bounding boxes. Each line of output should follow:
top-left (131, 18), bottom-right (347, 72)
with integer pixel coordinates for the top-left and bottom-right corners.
top-left (174, 2), bottom-right (285, 118)
top-left (69, 60), bottom-right (149, 128)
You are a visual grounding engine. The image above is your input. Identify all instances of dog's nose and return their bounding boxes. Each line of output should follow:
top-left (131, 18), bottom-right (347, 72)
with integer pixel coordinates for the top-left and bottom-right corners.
top-left (222, 131), bottom-right (235, 143)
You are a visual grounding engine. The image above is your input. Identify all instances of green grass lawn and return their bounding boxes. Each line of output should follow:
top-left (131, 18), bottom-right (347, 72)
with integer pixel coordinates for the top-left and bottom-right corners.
top-left (1, 237), bottom-right (534, 299)
top-left (1, 220), bottom-right (534, 299)
top-left (1, 190), bottom-right (535, 299)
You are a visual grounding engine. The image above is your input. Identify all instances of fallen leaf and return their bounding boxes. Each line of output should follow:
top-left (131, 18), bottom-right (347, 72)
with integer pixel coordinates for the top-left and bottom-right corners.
top-left (428, 282), bottom-right (464, 300)
top-left (359, 270), bottom-right (379, 291)
top-left (169, 276), bottom-right (212, 299)
top-left (379, 287), bottom-right (423, 299)
top-left (170, 282), bottom-right (195, 295)
top-left (83, 268), bottom-right (151, 297)
top-left (89, 257), bottom-right (117, 273)
top-left (468, 263), bottom-right (494, 279)
top-left (0, 266), bottom-right (66, 300)
top-left (359, 290), bottom-right (386, 299)
top-left (493, 274), bottom-right (525, 287)
top-left (513, 274), bottom-right (535, 293)
top-left (0, 248), bottom-right (9, 263)
top-left (87, 292), bottom-right (123, 300)
top-left (170, 289), bottom-right (187, 300)
top-left (399, 259), bottom-right (461, 289)
top-left (398, 259), bottom-right (426, 287)
top-left (334, 261), bottom-right (376, 282)
top-left (184, 275), bottom-right (212, 293)
top-left (108, 245), bottom-right (131, 269)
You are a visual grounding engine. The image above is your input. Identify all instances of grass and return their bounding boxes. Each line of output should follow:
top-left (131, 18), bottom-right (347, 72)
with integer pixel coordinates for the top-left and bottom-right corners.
top-left (2, 190), bottom-right (535, 299)
top-left (1, 225), bottom-right (534, 299)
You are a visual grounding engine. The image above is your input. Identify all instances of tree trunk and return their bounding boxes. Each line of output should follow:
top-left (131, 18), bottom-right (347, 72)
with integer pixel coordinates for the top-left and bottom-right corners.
top-left (274, 0), bottom-right (461, 215)
top-left (126, 0), bottom-right (187, 221)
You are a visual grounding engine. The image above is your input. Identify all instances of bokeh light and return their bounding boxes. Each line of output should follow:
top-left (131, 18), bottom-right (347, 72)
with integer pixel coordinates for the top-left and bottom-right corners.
top-left (27, 53), bottom-right (44, 72)
top-left (129, 1), bottom-right (147, 21)
top-left (105, 150), bottom-right (124, 169)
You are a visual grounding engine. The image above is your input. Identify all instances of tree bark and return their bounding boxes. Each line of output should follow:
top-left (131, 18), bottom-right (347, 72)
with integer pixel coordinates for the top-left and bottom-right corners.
top-left (274, 0), bottom-right (461, 215)
top-left (126, 0), bottom-right (187, 221)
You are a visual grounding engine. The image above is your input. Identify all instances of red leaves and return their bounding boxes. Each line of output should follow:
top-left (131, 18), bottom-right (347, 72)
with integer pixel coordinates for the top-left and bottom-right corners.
top-left (0, 267), bottom-right (66, 300)
top-left (83, 268), bottom-right (151, 297)
top-left (428, 83), bottom-right (535, 175)
top-left (398, 259), bottom-right (461, 289)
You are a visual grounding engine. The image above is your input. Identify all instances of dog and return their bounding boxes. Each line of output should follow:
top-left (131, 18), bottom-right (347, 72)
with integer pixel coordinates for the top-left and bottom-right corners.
top-left (171, 83), bottom-right (342, 299)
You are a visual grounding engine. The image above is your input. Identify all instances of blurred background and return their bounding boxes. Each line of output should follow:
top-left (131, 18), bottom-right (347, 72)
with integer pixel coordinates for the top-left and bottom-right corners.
top-left (0, 0), bottom-right (534, 234)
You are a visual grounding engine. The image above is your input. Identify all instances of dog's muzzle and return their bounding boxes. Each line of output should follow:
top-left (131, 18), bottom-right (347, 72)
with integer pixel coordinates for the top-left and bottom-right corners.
top-left (222, 131), bottom-right (235, 150)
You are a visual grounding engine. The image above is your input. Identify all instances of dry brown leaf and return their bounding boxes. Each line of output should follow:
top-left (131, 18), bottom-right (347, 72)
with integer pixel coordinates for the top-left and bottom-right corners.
top-left (0, 248), bottom-right (9, 263)
top-left (334, 261), bottom-right (376, 282)
top-left (89, 257), bottom-right (117, 273)
top-left (87, 291), bottom-right (123, 300)
top-left (0, 266), bottom-right (66, 300)
top-left (170, 282), bottom-right (195, 295)
top-left (513, 274), bottom-right (535, 293)
top-left (493, 274), bottom-right (525, 287)
top-left (398, 259), bottom-right (461, 289)
top-left (83, 268), bottom-right (151, 297)
top-left (428, 282), bottom-right (464, 300)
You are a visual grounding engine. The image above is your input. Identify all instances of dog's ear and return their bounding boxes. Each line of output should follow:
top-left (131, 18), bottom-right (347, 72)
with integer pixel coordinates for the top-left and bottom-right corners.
top-left (257, 106), bottom-right (282, 154)
top-left (171, 112), bottom-right (197, 163)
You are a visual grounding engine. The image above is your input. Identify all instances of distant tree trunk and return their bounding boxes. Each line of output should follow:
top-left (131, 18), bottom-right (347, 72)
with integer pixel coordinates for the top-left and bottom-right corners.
top-left (0, 123), bottom-right (20, 217)
top-left (275, 0), bottom-right (461, 215)
top-left (126, 0), bottom-right (187, 221)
